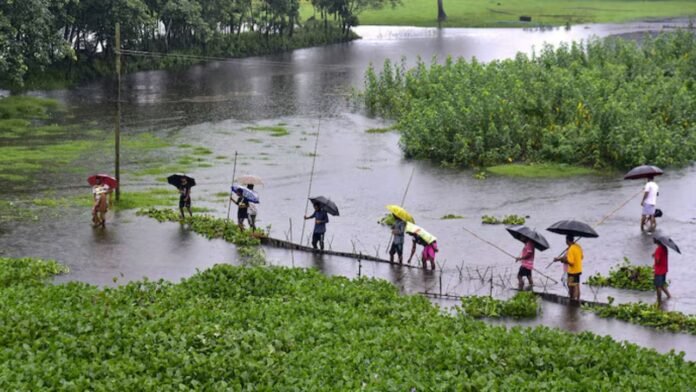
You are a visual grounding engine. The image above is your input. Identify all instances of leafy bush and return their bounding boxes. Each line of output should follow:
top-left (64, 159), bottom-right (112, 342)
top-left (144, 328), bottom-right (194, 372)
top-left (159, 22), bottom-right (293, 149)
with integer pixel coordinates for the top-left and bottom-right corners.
top-left (459, 291), bottom-right (539, 318)
top-left (481, 214), bottom-right (526, 225)
top-left (137, 208), bottom-right (261, 246)
top-left (362, 31), bottom-right (696, 169)
top-left (1, 261), bottom-right (695, 389)
top-left (590, 302), bottom-right (696, 334)
top-left (587, 258), bottom-right (656, 291)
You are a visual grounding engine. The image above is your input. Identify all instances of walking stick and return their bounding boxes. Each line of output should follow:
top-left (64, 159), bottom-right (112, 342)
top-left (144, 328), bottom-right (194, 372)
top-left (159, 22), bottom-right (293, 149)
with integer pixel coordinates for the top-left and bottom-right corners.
top-left (225, 151), bottom-right (238, 225)
top-left (300, 118), bottom-right (321, 245)
top-left (462, 227), bottom-right (559, 284)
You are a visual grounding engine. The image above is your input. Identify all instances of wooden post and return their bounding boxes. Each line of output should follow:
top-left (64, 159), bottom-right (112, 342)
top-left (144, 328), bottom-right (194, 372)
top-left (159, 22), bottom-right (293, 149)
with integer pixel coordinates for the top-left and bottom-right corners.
top-left (114, 22), bottom-right (121, 201)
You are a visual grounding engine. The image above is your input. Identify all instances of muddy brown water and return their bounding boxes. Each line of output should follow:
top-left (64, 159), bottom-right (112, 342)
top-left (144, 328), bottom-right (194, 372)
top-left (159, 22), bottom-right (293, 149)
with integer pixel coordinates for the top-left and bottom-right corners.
top-left (2, 21), bottom-right (696, 359)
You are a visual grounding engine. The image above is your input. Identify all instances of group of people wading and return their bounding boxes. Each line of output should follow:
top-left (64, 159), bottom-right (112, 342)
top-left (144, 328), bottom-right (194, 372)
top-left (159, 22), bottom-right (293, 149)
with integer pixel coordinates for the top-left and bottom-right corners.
top-left (90, 168), bottom-right (673, 303)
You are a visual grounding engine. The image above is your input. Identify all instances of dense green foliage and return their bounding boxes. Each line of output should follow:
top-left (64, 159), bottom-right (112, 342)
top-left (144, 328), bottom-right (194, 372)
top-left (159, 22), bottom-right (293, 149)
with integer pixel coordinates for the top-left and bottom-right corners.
top-left (481, 214), bottom-right (526, 225)
top-left (0, 257), bottom-right (69, 287)
top-left (590, 302), bottom-right (696, 334)
top-left (587, 258), bottom-right (656, 291)
top-left (363, 31), bottom-right (696, 169)
top-left (487, 163), bottom-right (597, 178)
top-left (2, 261), bottom-right (694, 389)
top-left (137, 207), bottom-right (261, 246)
top-left (459, 292), bottom-right (539, 318)
top-left (0, 0), bottom-right (397, 87)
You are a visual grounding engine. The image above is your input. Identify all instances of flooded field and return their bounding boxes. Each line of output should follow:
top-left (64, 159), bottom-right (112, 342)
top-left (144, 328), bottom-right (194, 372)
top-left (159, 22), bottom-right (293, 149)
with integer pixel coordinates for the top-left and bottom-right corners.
top-left (2, 20), bottom-right (696, 358)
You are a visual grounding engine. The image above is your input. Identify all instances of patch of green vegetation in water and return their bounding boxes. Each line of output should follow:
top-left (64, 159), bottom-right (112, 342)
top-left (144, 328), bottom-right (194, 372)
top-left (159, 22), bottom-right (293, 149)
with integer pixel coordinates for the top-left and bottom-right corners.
top-left (192, 146), bottom-right (213, 155)
top-left (487, 163), bottom-right (596, 178)
top-left (441, 214), bottom-right (464, 220)
top-left (365, 127), bottom-right (391, 134)
top-left (248, 125), bottom-right (290, 137)
top-left (0, 96), bottom-right (59, 120)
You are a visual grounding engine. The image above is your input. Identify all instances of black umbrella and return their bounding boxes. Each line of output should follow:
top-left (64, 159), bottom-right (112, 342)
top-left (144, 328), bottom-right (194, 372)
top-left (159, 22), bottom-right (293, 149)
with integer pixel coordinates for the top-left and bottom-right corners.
top-left (654, 234), bottom-right (681, 254)
top-left (506, 225), bottom-right (550, 251)
top-left (309, 196), bottom-right (339, 216)
top-left (167, 174), bottom-right (196, 188)
top-left (623, 165), bottom-right (663, 180)
top-left (546, 220), bottom-right (599, 238)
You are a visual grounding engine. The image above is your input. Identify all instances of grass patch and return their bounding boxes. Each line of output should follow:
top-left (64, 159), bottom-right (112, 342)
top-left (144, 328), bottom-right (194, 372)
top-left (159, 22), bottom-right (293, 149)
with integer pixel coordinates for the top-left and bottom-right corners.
top-left (589, 301), bottom-right (696, 334)
top-left (192, 146), bottom-right (213, 155)
top-left (113, 189), bottom-right (179, 210)
top-left (306, 0), bottom-right (696, 27)
top-left (1, 260), bottom-right (693, 389)
top-left (587, 258), bottom-right (657, 291)
top-left (441, 214), bottom-right (464, 220)
top-left (481, 214), bottom-right (526, 225)
top-left (487, 163), bottom-right (596, 178)
top-left (0, 96), bottom-right (59, 120)
top-left (459, 292), bottom-right (539, 318)
top-left (365, 127), bottom-right (392, 134)
top-left (248, 125), bottom-right (290, 137)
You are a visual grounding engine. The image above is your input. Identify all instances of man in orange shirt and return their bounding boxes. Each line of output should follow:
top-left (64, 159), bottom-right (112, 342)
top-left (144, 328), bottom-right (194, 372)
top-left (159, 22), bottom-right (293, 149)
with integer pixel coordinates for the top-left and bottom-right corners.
top-left (554, 235), bottom-right (583, 301)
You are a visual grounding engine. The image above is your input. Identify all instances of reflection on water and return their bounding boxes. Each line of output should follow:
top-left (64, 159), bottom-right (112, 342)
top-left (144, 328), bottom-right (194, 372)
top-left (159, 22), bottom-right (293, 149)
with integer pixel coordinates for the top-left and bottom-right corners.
top-left (3, 20), bottom-right (696, 358)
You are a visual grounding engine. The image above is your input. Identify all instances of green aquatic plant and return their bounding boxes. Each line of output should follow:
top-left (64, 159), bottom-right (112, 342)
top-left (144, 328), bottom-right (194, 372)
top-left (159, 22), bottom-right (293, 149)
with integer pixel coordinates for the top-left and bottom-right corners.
top-left (587, 258), bottom-right (657, 291)
top-left (0, 261), bottom-right (694, 389)
top-left (136, 208), bottom-right (261, 246)
top-left (481, 214), bottom-right (526, 225)
top-left (441, 214), bottom-right (464, 220)
top-left (365, 127), bottom-right (391, 134)
top-left (0, 257), bottom-right (68, 286)
top-left (458, 291), bottom-right (539, 319)
top-left (248, 125), bottom-right (289, 137)
top-left (362, 31), bottom-right (696, 169)
top-left (589, 302), bottom-right (696, 335)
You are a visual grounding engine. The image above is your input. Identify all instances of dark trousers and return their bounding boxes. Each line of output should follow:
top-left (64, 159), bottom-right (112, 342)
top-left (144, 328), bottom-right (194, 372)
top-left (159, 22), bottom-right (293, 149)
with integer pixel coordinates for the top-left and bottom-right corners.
top-left (312, 233), bottom-right (325, 250)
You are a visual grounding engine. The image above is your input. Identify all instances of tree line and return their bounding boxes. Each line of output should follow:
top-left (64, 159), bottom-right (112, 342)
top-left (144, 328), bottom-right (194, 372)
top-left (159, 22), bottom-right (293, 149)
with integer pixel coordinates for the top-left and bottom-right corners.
top-left (0, 0), bottom-right (398, 88)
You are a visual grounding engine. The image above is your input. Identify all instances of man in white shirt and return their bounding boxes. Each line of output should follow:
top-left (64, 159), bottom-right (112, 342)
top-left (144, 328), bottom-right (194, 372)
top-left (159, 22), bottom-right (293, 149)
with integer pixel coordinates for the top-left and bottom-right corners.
top-left (640, 176), bottom-right (659, 232)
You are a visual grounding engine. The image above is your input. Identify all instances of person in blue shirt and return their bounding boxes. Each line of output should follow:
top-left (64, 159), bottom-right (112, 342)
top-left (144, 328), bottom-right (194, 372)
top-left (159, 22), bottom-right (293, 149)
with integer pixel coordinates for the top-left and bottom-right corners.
top-left (304, 202), bottom-right (329, 250)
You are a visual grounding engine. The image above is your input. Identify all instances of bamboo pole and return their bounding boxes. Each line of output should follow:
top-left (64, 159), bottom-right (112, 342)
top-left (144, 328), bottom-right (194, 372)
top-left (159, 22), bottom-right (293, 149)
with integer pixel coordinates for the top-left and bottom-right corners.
top-left (462, 227), bottom-right (559, 284)
top-left (300, 118), bottom-right (321, 245)
top-left (114, 22), bottom-right (121, 202)
top-left (225, 151), bottom-right (238, 224)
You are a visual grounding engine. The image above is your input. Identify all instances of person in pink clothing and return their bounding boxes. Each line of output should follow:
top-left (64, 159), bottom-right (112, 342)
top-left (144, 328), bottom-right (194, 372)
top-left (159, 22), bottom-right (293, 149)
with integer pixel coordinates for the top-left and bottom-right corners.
top-left (515, 240), bottom-right (535, 290)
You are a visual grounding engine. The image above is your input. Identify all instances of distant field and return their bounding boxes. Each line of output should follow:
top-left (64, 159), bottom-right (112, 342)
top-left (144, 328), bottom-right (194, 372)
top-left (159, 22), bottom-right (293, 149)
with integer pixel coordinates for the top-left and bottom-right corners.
top-left (300, 0), bottom-right (696, 27)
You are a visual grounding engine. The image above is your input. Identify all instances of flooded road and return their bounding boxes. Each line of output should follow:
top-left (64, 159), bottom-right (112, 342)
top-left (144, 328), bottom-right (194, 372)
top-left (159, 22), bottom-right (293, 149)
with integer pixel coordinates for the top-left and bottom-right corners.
top-left (3, 20), bottom-right (696, 358)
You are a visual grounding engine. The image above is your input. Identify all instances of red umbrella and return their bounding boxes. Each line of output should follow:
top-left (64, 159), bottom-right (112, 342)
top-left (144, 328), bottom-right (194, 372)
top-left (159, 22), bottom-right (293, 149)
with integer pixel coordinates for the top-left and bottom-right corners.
top-left (87, 174), bottom-right (118, 189)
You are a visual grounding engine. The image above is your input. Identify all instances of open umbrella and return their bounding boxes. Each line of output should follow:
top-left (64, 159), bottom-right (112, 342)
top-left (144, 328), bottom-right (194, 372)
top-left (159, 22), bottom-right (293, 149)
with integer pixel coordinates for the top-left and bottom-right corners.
top-left (87, 174), bottom-right (118, 189)
top-left (237, 174), bottom-right (263, 186)
top-left (654, 234), bottom-right (681, 254)
top-left (546, 220), bottom-right (599, 238)
top-left (167, 174), bottom-right (196, 188)
top-left (386, 205), bottom-right (415, 223)
top-left (506, 225), bottom-right (550, 251)
top-left (231, 184), bottom-right (259, 203)
top-left (310, 196), bottom-right (339, 216)
top-left (623, 165), bottom-right (663, 180)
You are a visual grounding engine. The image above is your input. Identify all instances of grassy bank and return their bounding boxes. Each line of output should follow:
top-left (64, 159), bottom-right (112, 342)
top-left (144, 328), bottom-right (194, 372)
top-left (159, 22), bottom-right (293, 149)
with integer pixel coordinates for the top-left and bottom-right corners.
top-left (363, 30), bottom-right (696, 170)
top-left (1, 258), bottom-right (694, 389)
top-left (487, 163), bottom-right (597, 178)
top-left (310, 0), bottom-right (696, 27)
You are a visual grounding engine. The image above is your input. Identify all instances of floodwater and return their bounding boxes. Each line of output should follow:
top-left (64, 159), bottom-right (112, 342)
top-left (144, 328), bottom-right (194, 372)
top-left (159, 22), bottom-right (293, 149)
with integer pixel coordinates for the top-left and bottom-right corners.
top-left (3, 20), bottom-right (696, 358)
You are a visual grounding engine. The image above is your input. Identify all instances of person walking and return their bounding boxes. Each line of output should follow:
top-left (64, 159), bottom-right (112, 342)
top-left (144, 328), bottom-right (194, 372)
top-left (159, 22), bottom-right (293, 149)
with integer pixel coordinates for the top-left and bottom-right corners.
top-left (91, 178), bottom-right (111, 227)
top-left (516, 239), bottom-right (535, 290)
top-left (653, 237), bottom-right (672, 303)
top-left (178, 177), bottom-right (193, 220)
top-left (554, 235), bottom-right (583, 301)
top-left (231, 188), bottom-right (249, 230)
top-left (304, 202), bottom-right (328, 250)
top-left (641, 175), bottom-right (659, 233)
top-left (406, 224), bottom-right (438, 270)
top-left (247, 184), bottom-right (257, 231)
top-left (389, 215), bottom-right (406, 264)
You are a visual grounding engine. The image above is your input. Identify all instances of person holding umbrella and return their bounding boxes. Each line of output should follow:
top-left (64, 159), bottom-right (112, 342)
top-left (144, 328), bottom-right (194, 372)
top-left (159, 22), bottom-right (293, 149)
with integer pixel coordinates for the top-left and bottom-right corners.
top-left (179, 177), bottom-right (193, 219)
top-left (653, 235), bottom-right (680, 303)
top-left (304, 202), bottom-right (329, 250)
top-left (247, 184), bottom-right (258, 231)
top-left (641, 175), bottom-right (659, 233)
top-left (231, 188), bottom-right (250, 230)
top-left (554, 235), bottom-right (583, 301)
top-left (87, 174), bottom-right (117, 228)
top-left (506, 225), bottom-right (550, 291)
top-left (406, 223), bottom-right (438, 270)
